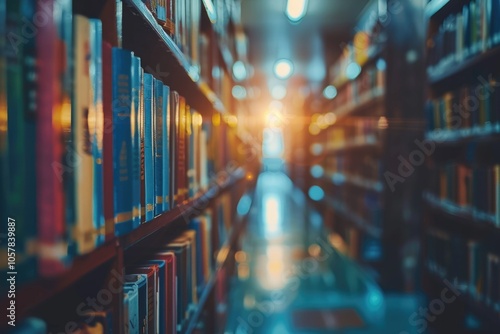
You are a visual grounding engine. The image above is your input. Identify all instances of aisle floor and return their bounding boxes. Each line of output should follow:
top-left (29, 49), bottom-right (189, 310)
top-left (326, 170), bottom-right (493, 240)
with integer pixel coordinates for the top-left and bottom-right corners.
top-left (224, 171), bottom-right (428, 334)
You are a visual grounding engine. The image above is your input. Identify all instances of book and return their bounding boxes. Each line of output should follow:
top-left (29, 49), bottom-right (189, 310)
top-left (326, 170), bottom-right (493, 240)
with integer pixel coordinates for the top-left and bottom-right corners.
top-left (154, 78), bottom-right (164, 215)
top-left (71, 311), bottom-right (114, 334)
top-left (178, 96), bottom-right (187, 201)
top-left (72, 15), bottom-right (96, 254)
top-left (127, 264), bottom-right (159, 334)
top-left (8, 317), bottom-right (46, 334)
top-left (162, 84), bottom-right (170, 212)
top-left (145, 259), bottom-right (168, 334)
top-left (169, 90), bottom-right (179, 208)
top-left (188, 219), bottom-right (206, 295)
top-left (160, 238), bottom-right (189, 329)
top-left (131, 56), bottom-right (142, 229)
top-left (125, 274), bottom-right (148, 334)
top-left (112, 47), bottom-right (134, 236)
top-left (143, 73), bottom-right (155, 221)
top-left (124, 283), bottom-right (140, 334)
top-left (151, 251), bottom-right (177, 334)
top-left (90, 19), bottom-right (105, 244)
top-left (491, 0), bottom-right (500, 45)
top-left (36, 0), bottom-right (72, 276)
top-left (139, 66), bottom-right (146, 223)
top-left (102, 42), bottom-right (115, 239)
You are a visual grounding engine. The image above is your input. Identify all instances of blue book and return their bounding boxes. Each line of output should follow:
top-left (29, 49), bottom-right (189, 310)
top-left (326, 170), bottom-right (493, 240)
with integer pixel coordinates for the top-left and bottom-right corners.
top-left (131, 56), bottom-right (141, 229)
top-left (154, 78), bottom-right (164, 215)
top-left (124, 283), bottom-right (140, 334)
top-left (125, 274), bottom-right (148, 334)
top-left (112, 48), bottom-right (133, 236)
top-left (188, 219), bottom-right (205, 295)
top-left (143, 73), bottom-right (155, 222)
top-left (146, 260), bottom-right (166, 334)
top-left (162, 85), bottom-right (170, 212)
top-left (89, 18), bottom-right (105, 244)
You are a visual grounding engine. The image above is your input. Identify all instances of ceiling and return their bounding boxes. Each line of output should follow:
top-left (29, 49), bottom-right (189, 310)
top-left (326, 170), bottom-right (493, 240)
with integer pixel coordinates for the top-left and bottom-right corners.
top-left (241, 0), bottom-right (370, 90)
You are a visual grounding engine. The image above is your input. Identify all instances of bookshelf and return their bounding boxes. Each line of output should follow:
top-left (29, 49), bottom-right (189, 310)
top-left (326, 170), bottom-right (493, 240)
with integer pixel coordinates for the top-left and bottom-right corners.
top-left (305, 0), bottom-right (426, 291)
top-left (423, 0), bottom-right (500, 330)
top-left (0, 0), bottom-right (257, 332)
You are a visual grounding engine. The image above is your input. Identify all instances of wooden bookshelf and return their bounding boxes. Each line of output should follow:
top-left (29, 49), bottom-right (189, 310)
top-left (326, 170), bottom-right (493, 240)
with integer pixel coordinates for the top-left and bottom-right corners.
top-left (331, 87), bottom-right (385, 122)
top-left (325, 138), bottom-right (381, 155)
top-left (122, 0), bottom-right (227, 115)
top-left (121, 168), bottom-right (245, 250)
top-left (428, 46), bottom-right (500, 87)
top-left (423, 0), bottom-right (500, 330)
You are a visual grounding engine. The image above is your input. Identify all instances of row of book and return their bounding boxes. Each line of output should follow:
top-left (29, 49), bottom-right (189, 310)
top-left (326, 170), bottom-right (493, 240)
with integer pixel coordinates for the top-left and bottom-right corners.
top-left (0, 3), bottom-right (212, 281)
top-left (427, 0), bottom-right (500, 73)
top-left (426, 228), bottom-right (500, 309)
top-left (141, 0), bottom-right (201, 70)
top-left (331, 63), bottom-right (385, 114)
top-left (123, 216), bottom-right (213, 334)
top-left (426, 163), bottom-right (500, 226)
top-left (5, 213), bottom-right (214, 334)
top-left (326, 118), bottom-right (382, 151)
top-left (425, 75), bottom-right (500, 137)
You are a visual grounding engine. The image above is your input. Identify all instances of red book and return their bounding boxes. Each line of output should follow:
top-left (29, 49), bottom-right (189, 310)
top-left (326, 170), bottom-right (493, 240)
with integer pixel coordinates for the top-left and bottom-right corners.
top-left (102, 41), bottom-right (114, 239)
top-left (36, 0), bottom-right (68, 276)
top-left (152, 251), bottom-right (177, 334)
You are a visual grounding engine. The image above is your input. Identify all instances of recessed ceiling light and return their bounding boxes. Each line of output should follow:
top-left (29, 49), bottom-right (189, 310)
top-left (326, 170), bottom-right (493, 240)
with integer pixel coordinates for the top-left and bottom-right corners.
top-left (286, 0), bottom-right (308, 22)
top-left (274, 59), bottom-right (294, 79)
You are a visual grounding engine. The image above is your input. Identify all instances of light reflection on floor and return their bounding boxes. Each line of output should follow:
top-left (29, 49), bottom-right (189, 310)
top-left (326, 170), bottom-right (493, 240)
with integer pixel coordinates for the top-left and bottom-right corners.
top-left (225, 171), bottom-right (426, 334)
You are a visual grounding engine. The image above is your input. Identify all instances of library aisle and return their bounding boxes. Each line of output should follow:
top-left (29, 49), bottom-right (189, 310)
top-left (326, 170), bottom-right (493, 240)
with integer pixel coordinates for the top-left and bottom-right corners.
top-left (224, 171), bottom-right (425, 334)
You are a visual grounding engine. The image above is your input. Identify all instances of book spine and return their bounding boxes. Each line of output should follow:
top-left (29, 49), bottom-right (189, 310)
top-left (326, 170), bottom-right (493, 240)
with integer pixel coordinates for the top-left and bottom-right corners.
top-left (36, 0), bottom-right (71, 276)
top-left (178, 96), bottom-right (187, 201)
top-left (170, 91), bottom-right (179, 207)
top-left (154, 78), bottom-right (164, 215)
top-left (72, 15), bottom-right (95, 254)
top-left (187, 109), bottom-right (195, 198)
top-left (132, 56), bottom-right (141, 229)
top-left (162, 85), bottom-right (170, 212)
top-left (124, 285), bottom-right (140, 334)
top-left (112, 47), bottom-right (133, 236)
top-left (139, 67), bottom-right (146, 223)
top-left (144, 73), bottom-right (155, 221)
top-left (90, 18), bottom-right (105, 246)
top-left (102, 42), bottom-right (114, 239)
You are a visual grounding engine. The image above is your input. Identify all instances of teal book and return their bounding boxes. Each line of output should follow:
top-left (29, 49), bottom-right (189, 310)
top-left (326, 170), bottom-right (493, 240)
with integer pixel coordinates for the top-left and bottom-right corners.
top-left (125, 274), bottom-right (148, 334)
top-left (162, 84), bottom-right (170, 212)
top-left (90, 18), bottom-right (105, 244)
top-left (112, 48), bottom-right (134, 236)
top-left (154, 78), bottom-right (164, 215)
top-left (4, 0), bottom-right (38, 282)
top-left (143, 73), bottom-right (155, 221)
top-left (131, 56), bottom-right (142, 229)
top-left (124, 284), bottom-right (140, 334)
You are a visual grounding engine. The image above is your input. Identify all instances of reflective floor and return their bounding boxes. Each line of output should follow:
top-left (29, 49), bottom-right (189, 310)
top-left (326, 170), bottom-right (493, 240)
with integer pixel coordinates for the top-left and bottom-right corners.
top-left (225, 171), bottom-right (427, 334)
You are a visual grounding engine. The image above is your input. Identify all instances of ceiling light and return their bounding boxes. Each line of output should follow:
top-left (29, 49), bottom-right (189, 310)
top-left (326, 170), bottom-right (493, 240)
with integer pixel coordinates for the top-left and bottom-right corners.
top-left (274, 59), bottom-right (293, 79)
top-left (286, 0), bottom-right (308, 22)
top-left (323, 85), bottom-right (337, 99)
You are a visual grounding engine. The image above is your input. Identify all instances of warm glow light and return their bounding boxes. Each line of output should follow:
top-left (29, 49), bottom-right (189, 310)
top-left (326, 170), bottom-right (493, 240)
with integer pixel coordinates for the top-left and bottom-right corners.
top-left (274, 59), bottom-right (294, 79)
top-left (263, 194), bottom-right (281, 235)
top-left (212, 112), bottom-right (221, 126)
top-left (286, 0), bottom-right (308, 22)
top-left (324, 112), bottom-right (337, 125)
top-left (309, 123), bottom-right (320, 135)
